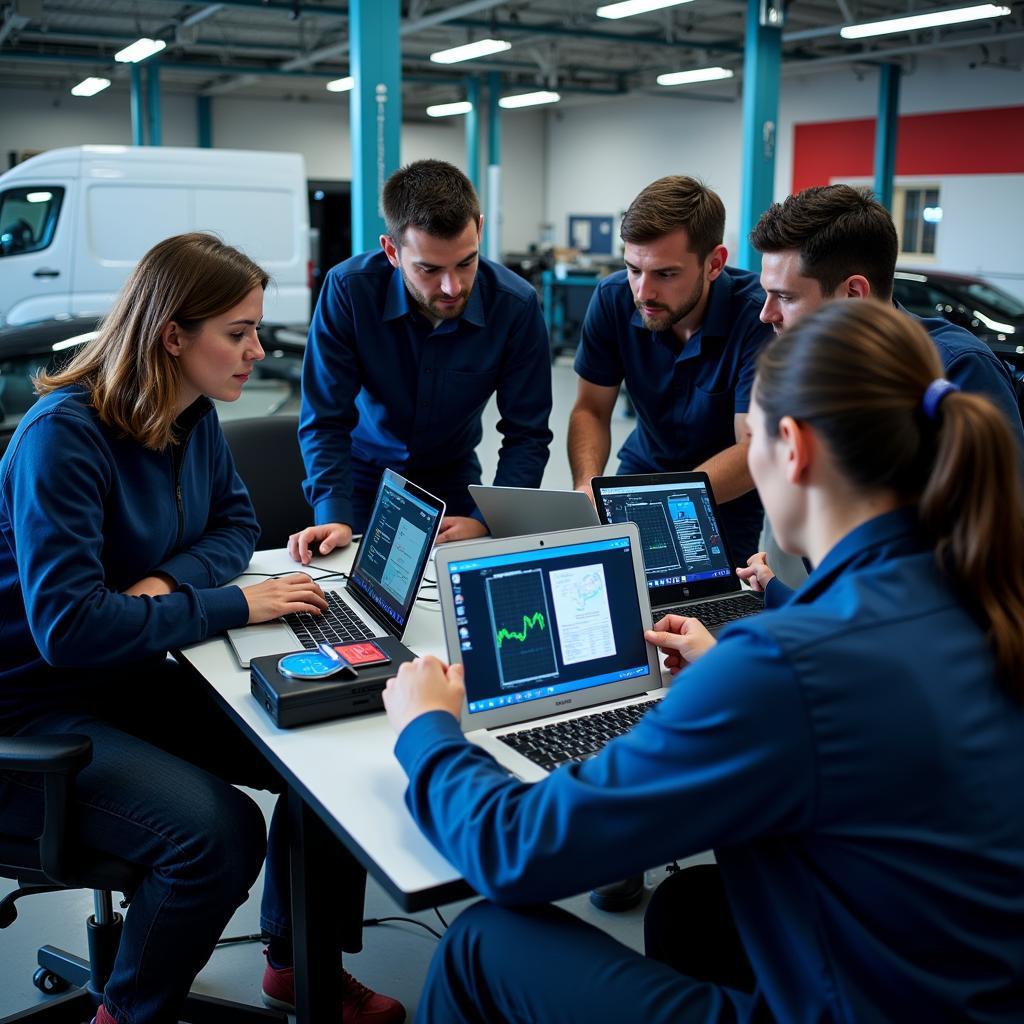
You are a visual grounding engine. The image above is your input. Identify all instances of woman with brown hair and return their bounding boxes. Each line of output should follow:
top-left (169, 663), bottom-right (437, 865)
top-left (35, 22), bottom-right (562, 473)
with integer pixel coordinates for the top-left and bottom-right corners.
top-left (0, 233), bottom-right (404, 1023)
top-left (383, 300), bottom-right (1024, 1022)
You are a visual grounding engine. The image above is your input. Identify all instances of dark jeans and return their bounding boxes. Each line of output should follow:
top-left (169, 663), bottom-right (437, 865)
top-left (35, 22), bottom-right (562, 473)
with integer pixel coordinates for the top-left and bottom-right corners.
top-left (0, 660), bottom-right (366, 1024)
top-left (350, 457), bottom-right (479, 534)
top-left (417, 894), bottom-right (755, 1024)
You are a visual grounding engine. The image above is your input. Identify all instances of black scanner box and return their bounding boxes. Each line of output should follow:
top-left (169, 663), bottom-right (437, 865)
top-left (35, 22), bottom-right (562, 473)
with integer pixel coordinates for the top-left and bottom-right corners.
top-left (250, 636), bottom-right (416, 728)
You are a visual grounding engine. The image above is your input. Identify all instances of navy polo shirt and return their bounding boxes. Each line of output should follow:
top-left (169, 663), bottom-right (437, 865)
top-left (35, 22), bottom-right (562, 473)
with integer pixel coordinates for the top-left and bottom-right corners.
top-left (299, 250), bottom-right (553, 528)
top-left (575, 265), bottom-right (773, 559)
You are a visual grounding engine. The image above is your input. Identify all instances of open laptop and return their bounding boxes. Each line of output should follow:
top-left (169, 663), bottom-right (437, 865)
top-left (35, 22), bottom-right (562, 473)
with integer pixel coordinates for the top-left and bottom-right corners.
top-left (435, 523), bottom-right (665, 782)
top-left (468, 484), bottom-right (599, 538)
top-left (227, 469), bottom-right (445, 667)
top-left (590, 471), bottom-right (763, 634)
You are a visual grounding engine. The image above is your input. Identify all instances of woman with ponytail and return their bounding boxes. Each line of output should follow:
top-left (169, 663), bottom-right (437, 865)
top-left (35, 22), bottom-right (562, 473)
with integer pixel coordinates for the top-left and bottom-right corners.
top-left (382, 300), bottom-right (1024, 1023)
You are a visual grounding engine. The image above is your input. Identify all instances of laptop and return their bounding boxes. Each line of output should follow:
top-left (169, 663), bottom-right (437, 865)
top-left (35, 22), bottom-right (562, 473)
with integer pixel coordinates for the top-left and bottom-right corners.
top-left (435, 523), bottom-right (665, 782)
top-left (590, 471), bottom-right (763, 634)
top-left (468, 484), bottom-right (599, 538)
top-left (227, 469), bottom-right (445, 667)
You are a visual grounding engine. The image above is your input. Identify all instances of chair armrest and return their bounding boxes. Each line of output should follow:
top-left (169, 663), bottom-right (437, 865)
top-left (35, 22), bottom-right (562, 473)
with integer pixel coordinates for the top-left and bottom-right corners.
top-left (0, 735), bottom-right (92, 774)
top-left (0, 734), bottom-right (92, 884)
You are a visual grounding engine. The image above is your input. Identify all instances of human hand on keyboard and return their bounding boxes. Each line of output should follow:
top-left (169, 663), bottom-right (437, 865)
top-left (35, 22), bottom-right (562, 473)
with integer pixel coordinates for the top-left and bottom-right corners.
top-left (243, 573), bottom-right (327, 624)
top-left (644, 614), bottom-right (716, 675)
top-left (384, 656), bottom-right (465, 734)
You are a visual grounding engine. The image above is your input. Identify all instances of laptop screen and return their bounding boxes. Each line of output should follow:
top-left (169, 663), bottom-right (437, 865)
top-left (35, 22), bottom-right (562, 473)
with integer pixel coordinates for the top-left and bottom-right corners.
top-left (596, 477), bottom-right (733, 595)
top-left (445, 534), bottom-right (652, 715)
top-left (348, 470), bottom-right (444, 633)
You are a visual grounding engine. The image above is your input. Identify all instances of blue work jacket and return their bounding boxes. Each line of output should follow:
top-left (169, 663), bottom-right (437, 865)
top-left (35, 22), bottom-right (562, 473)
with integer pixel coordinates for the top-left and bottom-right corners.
top-left (299, 250), bottom-right (553, 528)
top-left (395, 508), bottom-right (1024, 1021)
top-left (0, 388), bottom-right (257, 727)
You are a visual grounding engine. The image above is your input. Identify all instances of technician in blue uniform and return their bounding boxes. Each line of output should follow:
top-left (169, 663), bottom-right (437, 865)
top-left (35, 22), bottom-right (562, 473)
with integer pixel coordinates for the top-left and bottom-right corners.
top-left (568, 175), bottom-right (773, 565)
top-left (290, 160), bottom-right (553, 564)
top-left (0, 234), bottom-right (404, 1024)
top-left (383, 300), bottom-right (1024, 1023)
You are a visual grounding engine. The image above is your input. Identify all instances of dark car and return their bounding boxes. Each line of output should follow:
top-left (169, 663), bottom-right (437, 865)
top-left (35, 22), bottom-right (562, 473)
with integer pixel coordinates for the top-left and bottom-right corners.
top-left (0, 316), bottom-right (307, 456)
top-left (893, 269), bottom-right (1024, 364)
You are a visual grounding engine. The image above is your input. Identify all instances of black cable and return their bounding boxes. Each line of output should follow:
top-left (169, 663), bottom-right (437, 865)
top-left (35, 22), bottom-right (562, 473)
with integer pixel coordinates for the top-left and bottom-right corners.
top-left (215, 932), bottom-right (264, 947)
top-left (362, 915), bottom-right (444, 941)
top-left (433, 906), bottom-right (448, 931)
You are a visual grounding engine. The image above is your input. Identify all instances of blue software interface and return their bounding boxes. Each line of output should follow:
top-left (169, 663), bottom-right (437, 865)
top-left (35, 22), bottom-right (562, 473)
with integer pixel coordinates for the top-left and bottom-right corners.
top-left (447, 536), bottom-right (651, 714)
top-left (350, 476), bottom-right (439, 628)
top-left (598, 480), bottom-right (731, 593)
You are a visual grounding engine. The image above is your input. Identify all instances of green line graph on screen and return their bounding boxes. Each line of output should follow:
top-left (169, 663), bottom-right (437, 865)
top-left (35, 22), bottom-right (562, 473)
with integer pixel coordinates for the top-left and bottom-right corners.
top-left (485, 568), bottom-right (559, 688)
top-left (496, 611), bottom-right (546, 648)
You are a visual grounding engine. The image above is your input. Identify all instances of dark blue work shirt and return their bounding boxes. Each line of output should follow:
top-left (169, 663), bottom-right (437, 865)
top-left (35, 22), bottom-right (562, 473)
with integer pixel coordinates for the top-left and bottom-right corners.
top-left (575, 266), bottom-right (772, 560)
top-left (395, 508), bottom-right (1024, 1021)
top-left (905, 304), bottom-right (1024, 454)
top-left (299, 250), bottom-right (553, 527)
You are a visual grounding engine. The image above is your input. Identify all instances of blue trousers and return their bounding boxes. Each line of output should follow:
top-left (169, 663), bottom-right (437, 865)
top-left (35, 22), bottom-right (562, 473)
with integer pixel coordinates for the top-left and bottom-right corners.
top-left (417, 901), bottom-right (754, 1024)
top-left (0, 659), bottom-right (366, 1023)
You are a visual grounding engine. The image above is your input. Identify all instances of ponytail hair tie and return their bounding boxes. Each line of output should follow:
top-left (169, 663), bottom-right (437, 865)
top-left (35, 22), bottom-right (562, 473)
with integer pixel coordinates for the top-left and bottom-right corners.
top-left (922, 378), bottom-right (959, 421)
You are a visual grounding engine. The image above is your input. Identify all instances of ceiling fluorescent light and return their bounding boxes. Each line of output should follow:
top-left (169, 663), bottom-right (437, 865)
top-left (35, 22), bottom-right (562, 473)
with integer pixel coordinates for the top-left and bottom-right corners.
top-left (71, 77), bottom-right (111, 98)
top-left (325, 76), bottom-right (354, 92)
top-left (426, 101), bottom-right (474, 118)
top-left (841, 4), bottom-right (1010, 39)
top-left (657, 66), bottom-right (734, 86)
top-left (498, 90), bottom-right (561, 109)
top-left (114, 38), bottom-right (166, 63)
top-left (430, 38), bottom-right (511, 64)
top-left (597, 0), bottom-right (694, 20)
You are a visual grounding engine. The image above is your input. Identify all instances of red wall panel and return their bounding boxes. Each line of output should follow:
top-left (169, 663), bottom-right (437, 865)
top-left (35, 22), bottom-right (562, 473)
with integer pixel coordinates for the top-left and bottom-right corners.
top-left (792, 105), bottom-right (1024, 194)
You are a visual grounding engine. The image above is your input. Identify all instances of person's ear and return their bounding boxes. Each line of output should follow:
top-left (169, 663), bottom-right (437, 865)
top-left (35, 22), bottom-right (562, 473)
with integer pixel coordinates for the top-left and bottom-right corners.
top-left (705, 244), bottom-right (728, 282)
top-left (476, 214), bottom-right (484, 240)
top-left (380, 234), bottom-right (400, 268)
top-left (778, 415), bottom-right (814, 486)
top-left (843, 275), bottom-right (871, 300)
top-left (161, 321), bottom-right (183, 357)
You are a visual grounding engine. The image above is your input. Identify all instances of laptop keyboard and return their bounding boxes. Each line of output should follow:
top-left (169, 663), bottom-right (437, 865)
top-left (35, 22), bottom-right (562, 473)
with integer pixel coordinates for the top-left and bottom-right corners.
top-left (283, 591), bottom-right (376, 648)
top-left (499, 699), bottom-right (660, 772)
top-left (657, 592), bottom-right (764, 630)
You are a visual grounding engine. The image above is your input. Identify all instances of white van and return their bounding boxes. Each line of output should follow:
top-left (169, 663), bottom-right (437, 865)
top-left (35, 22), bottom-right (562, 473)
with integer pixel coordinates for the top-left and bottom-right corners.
top-left (0, 145), bottom-right (310, 326)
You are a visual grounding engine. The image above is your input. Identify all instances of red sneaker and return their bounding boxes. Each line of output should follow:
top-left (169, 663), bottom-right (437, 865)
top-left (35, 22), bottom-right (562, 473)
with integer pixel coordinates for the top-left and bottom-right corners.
top-left (261, 951), bottom-right (405, 1023)
top-left (91, 1005), bottom-right (118, 1024)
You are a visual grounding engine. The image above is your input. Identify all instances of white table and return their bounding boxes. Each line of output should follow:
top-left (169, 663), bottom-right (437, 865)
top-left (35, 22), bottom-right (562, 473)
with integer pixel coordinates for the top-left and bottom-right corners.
top-left (177, 545), bottom-right (470, 1022)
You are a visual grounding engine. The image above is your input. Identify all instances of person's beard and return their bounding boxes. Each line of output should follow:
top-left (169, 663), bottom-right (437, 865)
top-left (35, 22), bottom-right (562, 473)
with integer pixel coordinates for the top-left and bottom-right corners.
top-left (401, 270), bottom-right (473, 322)
top-left (635, 270), bottom-right (705, 332)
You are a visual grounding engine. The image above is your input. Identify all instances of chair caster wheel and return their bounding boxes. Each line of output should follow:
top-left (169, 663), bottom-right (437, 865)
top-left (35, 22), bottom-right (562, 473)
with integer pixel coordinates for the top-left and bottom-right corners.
top-left (33, 965), bottom-right (71, 994)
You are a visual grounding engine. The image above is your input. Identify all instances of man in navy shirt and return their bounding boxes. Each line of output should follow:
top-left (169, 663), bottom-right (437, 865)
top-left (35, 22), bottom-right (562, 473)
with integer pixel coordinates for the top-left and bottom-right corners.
top-left (569, 176), bottom-right (772, 566)
top-left (750, 184), bottom-right (1024, 587)
top-left (290, 160), bottom-right (553, 563)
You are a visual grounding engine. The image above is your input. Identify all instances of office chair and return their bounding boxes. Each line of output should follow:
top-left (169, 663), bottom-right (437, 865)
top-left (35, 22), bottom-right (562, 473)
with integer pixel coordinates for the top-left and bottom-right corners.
top-left (0, 733), bottom-right (285, 1023)
top-left (222, 415), bottom-right (307, 551)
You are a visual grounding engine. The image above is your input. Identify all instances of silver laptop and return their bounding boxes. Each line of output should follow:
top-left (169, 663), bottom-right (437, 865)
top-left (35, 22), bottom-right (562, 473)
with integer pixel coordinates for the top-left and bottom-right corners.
top-left (591, 471), bottom-right (763, 634)
top-left (227, 470), bottom-right (445, 667)
top-left (468, 484), bottom-right (599, 538)
top-left (435, 523), bottom-right (665, 782)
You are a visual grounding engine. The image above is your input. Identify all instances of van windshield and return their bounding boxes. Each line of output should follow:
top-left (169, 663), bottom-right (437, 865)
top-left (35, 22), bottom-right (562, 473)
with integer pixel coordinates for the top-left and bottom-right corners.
top-left (0, 186), bottom-right (65, 257)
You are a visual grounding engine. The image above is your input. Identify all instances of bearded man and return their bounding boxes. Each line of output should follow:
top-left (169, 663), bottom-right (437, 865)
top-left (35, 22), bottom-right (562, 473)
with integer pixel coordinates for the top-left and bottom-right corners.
top-left (292, 159), bottom-right (553, 561)
top-left (569, 175), bottom-right (771, 564)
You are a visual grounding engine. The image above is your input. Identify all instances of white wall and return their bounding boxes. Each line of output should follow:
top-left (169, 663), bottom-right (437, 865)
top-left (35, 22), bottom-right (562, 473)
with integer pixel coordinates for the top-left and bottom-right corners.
top-left (543, 58), bottom-right (1024, 296)
top-left (0, 85), bottom-right (547, 253)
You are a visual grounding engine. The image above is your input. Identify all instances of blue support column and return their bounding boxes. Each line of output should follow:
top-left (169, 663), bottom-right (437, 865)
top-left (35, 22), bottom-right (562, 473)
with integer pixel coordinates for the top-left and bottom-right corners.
top-left (738, 0), bottom-right (782, 272)
top-left (464, 76), bottom-right (480, 192)
top-left (484, 72), bottom-right (502, 262)
top-left (349, 0), bottom-right (401, 251)
top-left (130, 64), bottom-right (144, 145)
top-left (873, 64), bottom-right (901, 211)
top-left (146, 61), bottom-right (162, 147)
top-left (197, 95), bottom-right (212, 148)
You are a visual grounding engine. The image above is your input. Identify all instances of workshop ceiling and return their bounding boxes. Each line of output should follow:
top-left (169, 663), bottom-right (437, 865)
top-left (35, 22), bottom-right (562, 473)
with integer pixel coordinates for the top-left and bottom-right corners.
top-left (1, 1), bottom-right (1022, 113)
